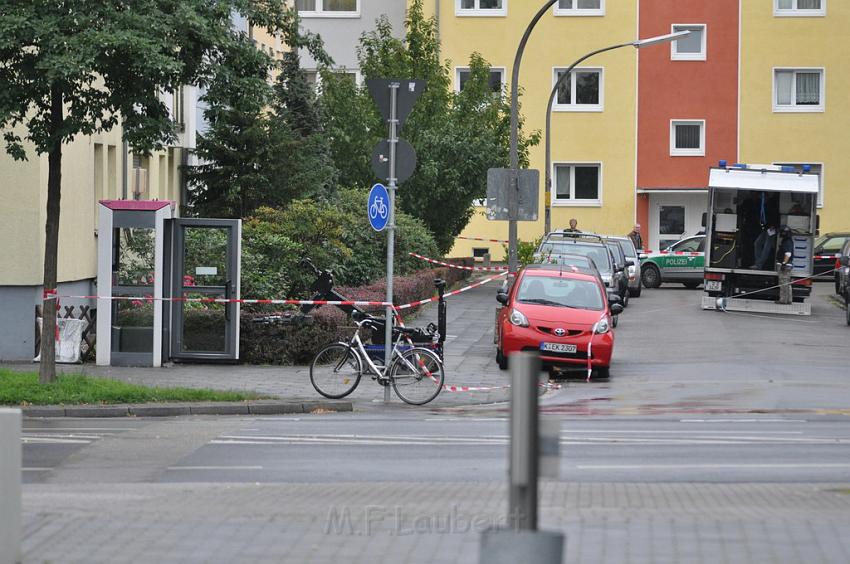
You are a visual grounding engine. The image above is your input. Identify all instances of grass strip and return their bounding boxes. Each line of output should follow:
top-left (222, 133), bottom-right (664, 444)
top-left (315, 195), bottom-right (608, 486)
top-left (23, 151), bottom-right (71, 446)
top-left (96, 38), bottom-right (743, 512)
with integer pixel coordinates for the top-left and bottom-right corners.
top-left (0, 369), bottom-right (266, 406)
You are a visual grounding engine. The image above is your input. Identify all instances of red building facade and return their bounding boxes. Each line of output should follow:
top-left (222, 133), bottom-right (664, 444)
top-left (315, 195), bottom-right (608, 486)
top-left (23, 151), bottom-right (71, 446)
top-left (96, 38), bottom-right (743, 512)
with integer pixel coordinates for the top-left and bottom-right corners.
top-left (636, 0), bottom-right (739, 251)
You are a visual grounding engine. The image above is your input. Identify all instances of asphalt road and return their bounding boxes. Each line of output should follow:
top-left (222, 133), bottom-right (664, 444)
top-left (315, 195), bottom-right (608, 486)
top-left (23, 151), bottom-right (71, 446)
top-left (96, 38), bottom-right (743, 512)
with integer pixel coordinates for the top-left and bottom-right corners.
top-left (22, 413), bottom-right (850, 484)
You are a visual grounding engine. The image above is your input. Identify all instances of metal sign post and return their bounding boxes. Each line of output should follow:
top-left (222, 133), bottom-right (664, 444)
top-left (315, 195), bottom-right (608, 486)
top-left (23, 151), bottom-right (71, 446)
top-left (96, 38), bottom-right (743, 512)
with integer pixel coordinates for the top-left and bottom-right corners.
top-left (367, 78), bottom-right (425, 404)
top-left (383, 83), bottom-right (399, 404)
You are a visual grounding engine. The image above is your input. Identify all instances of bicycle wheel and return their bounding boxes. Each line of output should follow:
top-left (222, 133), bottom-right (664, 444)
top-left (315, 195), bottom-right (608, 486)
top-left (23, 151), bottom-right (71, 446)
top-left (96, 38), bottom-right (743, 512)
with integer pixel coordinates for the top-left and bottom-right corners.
top-left (310, 343), bottom-right (362, 399)
top-left (390, 347), bottom-right (445, 405)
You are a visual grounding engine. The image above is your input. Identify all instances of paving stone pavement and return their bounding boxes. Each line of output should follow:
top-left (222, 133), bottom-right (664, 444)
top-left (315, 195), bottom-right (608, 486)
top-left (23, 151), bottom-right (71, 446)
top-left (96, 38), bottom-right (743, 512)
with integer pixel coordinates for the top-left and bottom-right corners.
top-left (3, 277), bottom-right (514, 410)
top-left (22, 481), bottom-right (850, 563)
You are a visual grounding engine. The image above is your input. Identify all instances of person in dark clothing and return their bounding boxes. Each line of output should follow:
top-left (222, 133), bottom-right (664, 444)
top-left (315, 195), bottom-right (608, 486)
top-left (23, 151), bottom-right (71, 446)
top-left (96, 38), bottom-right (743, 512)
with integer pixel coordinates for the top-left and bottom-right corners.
top-left (627, 224), bottom-right (643, 251)
top-left (776, 226), bottom-right (795, 304)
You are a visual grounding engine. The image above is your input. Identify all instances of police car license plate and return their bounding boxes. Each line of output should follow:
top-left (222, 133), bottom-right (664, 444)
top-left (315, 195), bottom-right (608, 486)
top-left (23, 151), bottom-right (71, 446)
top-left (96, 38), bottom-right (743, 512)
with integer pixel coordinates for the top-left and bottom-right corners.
top-left (705, 280), bottom-right (722, 292)
top-left (540, 342), bottom-right (577, 354)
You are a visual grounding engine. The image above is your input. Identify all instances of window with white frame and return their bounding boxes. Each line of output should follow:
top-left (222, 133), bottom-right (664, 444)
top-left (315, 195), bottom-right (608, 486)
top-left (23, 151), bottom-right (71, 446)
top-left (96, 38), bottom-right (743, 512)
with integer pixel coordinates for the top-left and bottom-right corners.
top-left (774, 68), bottom-right (824, 112)
top-left (295, 0), bottom-right (359, 17)
top-left (553, 68), bottom-right (603, 111)
top-left (456, 0), bottom-right (506, 17)
top-left (671, 24), bottom-right (706, 61)
top-left (456, 67), bottom-right (505, 93)
top-left (553, 163), bottom-right (601, 204)
top-left (303, 68), bottom-right (360, 91)
top-left (775, 0), bottom-right (825, 16)
top-left (670, 120), bottom-right (705, 156)
top-left (775, 162), bottom-right (824, 207)
top-left (554, 0), bottom-right (604, 16)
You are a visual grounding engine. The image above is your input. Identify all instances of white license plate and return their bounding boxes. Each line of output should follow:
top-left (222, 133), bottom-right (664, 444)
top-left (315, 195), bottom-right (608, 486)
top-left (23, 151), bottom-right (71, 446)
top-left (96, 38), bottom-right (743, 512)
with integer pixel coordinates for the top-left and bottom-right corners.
top-left (705, 280), bottom-right (722, 292)
top-left (540, 342), bottom-right (577, 354)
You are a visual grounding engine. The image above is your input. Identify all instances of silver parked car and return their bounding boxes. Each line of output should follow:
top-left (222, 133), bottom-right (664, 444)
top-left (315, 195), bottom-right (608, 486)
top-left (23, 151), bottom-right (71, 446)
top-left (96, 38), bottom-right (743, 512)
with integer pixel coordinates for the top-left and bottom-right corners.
top-left (607, 236), bottom-right (641, 298)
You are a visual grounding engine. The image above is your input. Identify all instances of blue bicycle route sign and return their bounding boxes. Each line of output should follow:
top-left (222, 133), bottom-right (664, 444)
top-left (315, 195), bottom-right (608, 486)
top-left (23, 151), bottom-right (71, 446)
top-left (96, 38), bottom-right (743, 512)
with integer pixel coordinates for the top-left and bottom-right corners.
top-left (368, 183), bottom-right (390, 232)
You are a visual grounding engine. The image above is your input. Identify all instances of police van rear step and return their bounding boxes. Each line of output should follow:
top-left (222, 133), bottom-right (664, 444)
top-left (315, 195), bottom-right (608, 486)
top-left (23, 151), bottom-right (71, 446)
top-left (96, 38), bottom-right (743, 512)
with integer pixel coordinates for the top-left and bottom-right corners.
top-left (701, 295), bottom-right (811, 316)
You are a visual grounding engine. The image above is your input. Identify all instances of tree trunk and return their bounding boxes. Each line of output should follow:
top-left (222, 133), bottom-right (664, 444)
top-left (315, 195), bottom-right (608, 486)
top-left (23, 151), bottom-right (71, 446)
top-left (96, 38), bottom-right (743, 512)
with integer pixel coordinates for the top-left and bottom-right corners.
top-left (39, 86), bottom-right (63, 385)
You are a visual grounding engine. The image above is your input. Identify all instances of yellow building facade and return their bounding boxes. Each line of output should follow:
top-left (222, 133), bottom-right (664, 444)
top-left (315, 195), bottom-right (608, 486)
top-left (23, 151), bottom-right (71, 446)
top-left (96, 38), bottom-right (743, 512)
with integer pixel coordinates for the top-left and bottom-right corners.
top-left (739, 0), bottom-right (848, 233)
top-left (425, 1), bottom-right (640, 260)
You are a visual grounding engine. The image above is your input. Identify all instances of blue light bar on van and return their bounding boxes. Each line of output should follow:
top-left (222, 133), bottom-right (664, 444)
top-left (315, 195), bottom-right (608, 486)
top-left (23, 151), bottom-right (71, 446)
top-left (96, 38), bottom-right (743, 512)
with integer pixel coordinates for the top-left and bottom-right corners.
top-left (802, 164), bottom-right (812, 172)
top-left (733, 163), bottom-right (748, 169)
top-left (780, 165), bottom-right (796, 172)
top-left (718, 160), bottom-right (727, 167)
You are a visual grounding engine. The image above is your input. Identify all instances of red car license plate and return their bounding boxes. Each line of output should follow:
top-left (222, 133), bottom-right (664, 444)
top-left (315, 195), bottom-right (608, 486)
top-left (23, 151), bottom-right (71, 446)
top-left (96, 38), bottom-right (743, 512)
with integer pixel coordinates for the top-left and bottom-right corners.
top-left (540, 342), bottom-right (577, 353)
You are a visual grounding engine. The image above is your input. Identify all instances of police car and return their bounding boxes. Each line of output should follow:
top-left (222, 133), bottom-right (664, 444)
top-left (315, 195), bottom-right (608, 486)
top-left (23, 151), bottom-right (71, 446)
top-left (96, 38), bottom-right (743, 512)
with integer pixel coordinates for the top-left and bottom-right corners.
top-left (640, 235), bottom-right (705, 289)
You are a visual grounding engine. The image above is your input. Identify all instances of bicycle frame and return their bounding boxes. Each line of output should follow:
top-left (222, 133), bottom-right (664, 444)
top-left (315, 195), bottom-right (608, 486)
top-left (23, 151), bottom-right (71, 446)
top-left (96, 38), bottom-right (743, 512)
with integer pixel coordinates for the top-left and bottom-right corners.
top-left (346, 323), bottom-right (422, 380)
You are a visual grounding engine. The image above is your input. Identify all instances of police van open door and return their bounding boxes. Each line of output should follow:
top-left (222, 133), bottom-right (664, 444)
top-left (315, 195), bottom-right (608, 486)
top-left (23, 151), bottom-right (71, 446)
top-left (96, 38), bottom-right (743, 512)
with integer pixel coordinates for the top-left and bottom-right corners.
top-left (166, 218), bottom-right (241, 362)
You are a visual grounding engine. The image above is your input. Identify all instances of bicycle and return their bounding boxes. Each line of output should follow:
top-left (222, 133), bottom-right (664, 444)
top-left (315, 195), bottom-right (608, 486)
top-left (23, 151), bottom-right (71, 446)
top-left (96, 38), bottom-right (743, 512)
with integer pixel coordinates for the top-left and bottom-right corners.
top-left (309, 310), bottom-right (445, 405)
top-left (369, 196), bottom-right (388, 220)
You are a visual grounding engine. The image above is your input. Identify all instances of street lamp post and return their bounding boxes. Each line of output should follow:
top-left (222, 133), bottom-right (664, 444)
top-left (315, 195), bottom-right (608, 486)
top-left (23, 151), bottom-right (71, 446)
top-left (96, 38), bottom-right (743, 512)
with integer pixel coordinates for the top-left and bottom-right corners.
top-left (543, 31), bottom-right (692, 235)
top-left (508, 0), bottom-right (560, 274)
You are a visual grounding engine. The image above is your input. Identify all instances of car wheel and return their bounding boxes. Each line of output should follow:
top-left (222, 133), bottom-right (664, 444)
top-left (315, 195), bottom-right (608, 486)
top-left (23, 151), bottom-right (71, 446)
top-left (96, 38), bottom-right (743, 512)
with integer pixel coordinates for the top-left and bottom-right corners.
top-left (629, 286), bottom-right (642, 298)
top-left (641, 264), bottom-right (661, 288)
top-left (592, 366), bottom-right (610, 380)
top-left (683, 281), bottom-right (700, 289)
top-left (612, 315), bottom-right (618, 328)
top-left (496, 348), bottom-right (508, 370)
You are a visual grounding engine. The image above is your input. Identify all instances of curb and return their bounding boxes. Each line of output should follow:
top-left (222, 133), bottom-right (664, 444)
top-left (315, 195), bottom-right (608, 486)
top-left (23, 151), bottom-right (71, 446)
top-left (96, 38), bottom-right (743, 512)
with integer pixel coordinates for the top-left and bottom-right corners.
top-left (20, 400), bottom-right (353, 418)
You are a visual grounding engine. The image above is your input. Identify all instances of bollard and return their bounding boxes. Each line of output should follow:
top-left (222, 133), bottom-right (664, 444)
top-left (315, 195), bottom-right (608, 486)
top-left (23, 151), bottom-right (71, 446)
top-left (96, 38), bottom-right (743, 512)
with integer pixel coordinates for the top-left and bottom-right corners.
top-left (479, 352), bottom-right (564, 564)
top-left (509, 352), bottom-right (539, 530)
top-left (0, 408), bottom-right (22, 564)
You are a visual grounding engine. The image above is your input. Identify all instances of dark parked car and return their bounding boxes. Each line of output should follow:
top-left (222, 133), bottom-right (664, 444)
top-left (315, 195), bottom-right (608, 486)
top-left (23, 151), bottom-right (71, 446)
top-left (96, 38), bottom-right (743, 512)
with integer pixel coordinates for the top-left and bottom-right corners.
top-left (813, 232), bottom-right (850, 278)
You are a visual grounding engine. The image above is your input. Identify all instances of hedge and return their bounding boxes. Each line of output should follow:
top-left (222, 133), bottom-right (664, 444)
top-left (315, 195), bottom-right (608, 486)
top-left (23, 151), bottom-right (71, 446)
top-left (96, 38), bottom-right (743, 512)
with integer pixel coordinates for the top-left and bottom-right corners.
top-left (239, 262), bottom-right (473, 364)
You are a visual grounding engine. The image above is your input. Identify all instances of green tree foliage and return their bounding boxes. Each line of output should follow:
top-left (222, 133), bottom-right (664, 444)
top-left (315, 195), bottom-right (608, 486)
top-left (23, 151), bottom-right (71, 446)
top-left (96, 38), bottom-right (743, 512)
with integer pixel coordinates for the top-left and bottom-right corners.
top-left (187, 14), bottom-right (334, 217)
top-left (0, 0), bottom-right (292, 382)
top-left (320, 0), bottom-right (539, 253)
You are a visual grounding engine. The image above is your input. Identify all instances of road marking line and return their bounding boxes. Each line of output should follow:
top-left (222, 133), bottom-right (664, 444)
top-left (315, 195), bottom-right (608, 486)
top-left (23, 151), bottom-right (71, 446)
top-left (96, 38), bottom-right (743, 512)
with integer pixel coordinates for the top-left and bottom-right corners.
top-left (22, 468), bottom-right (52, 472)
top-left (21, 437), bottom-right (92, 444)
top-left (576, 463), bottom-right (850, 470)
top-left (680, 419), bottom-right (808, 423)
top-left (166, 466), bottom-right (264, 471)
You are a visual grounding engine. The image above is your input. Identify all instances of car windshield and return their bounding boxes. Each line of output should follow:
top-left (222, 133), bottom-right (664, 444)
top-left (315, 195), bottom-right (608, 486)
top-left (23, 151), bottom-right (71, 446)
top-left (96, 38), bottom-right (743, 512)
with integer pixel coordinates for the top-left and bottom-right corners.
top-left (606, 242), bottom-right (625, 265)
top-left (616, 239), bottom-right (637, 258)
top-left (538, 242), bottom-right (612, 272)
top-left (516, 276), bottom-right (604, 310)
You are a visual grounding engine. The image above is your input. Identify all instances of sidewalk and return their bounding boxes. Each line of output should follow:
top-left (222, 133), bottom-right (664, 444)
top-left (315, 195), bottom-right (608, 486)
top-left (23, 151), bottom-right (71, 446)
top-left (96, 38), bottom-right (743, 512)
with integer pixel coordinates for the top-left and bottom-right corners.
top-left (22, 481), bottom-right (850, 563)
top-left (4, 278), bottom-right (512, 410)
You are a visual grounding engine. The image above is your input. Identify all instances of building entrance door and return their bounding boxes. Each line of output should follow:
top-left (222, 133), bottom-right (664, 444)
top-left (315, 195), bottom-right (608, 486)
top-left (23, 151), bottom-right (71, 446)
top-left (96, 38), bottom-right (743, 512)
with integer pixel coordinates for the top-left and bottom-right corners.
top-left (167, 219), bottom-right (241, 362)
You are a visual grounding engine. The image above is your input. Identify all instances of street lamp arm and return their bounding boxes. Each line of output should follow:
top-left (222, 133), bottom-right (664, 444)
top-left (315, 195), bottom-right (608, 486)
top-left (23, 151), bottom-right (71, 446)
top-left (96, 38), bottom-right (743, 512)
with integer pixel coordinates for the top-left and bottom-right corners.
top-left (544, 41), bottom-right (634, 234)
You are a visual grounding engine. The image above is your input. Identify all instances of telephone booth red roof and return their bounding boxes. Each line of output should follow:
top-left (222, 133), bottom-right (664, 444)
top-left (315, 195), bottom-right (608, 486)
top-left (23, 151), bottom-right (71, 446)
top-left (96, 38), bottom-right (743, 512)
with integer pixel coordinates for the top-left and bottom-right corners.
top-left (99, 200), bottom-right (174, 211)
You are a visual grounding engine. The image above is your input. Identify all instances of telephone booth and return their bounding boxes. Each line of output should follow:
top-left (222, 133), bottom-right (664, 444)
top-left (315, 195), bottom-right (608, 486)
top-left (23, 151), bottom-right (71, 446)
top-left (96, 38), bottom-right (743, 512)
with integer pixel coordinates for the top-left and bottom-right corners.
top-left (96, 201), bottom-right (241, 367)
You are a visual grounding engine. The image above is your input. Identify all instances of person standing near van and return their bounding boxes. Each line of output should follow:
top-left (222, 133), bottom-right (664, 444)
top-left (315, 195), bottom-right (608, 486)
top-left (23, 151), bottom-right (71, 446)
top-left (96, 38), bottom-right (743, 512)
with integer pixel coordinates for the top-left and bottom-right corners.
top-left (776, 226), bottom-right (794, 304)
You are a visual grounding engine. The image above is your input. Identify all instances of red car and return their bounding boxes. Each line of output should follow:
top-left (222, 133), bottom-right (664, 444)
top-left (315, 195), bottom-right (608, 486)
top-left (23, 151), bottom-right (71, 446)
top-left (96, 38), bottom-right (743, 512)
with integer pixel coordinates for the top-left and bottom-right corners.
top-left (496, 265), bottom-right (623, 378)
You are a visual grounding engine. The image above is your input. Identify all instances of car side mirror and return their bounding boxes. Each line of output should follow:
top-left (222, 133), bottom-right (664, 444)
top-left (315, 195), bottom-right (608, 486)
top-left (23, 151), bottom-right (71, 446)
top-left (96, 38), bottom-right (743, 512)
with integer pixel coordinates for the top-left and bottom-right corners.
top-left (701, 212), bottom-right (707, 228)
top-left (610, 303), bottom-right (624, 316)
top-left (607, 293), bottom-right (622, 304)
top-left (496, 292), bottom-right (508, 305)
top-left (625, 259), bottom-right (635, 267)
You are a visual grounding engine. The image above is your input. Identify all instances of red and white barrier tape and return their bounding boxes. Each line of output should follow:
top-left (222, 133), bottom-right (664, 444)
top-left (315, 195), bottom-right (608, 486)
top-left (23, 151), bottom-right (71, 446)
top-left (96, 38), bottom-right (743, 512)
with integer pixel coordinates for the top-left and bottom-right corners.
top-left (455, 236), bottom-right (509, 244)
top-left (408, 252), bottom-right (508, 272)
top-left (50, 271), bottom-right (508, 312)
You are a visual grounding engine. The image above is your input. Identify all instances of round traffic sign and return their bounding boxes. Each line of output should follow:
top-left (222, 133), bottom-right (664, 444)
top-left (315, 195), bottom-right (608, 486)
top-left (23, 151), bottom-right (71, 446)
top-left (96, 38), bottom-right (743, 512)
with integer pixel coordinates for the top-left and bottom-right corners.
top-left (368, 183), bottom-right (390, 231)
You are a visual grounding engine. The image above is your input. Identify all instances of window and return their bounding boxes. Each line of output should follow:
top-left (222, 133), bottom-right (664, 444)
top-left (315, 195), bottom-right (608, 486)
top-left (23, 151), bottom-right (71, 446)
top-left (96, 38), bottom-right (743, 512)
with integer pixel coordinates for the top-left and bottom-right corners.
top-left (671, 24), bottom-right (706, 61)
top-left (775, 0), bottom-right (825, 16)
top-left (472, 247), bottom-right (490, 260)
top-left (659, 206), bottom-right (685, 245)
top-left (457, 0), bottom-right (506, 17)
top-left (774, 68), bottom-right (824, 112)
top-left (456, 67), bottom-right (505, 93)
top-left (553, 68), bottom-right (603, 111)
top-left (296, 0), bottom-right (359, 17)
top-left (554, 0), bottom-right (604, 16)
top-left (774, 162), bottom-right (824, 207)
top-left (671, 237), bottom-right (703, 253)
top-left (553, 163), bottom-right (601, 205)
top-left (670, 120), bottom-right (705, 156)
top-left (303, 68), bottom-right (360, 91)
